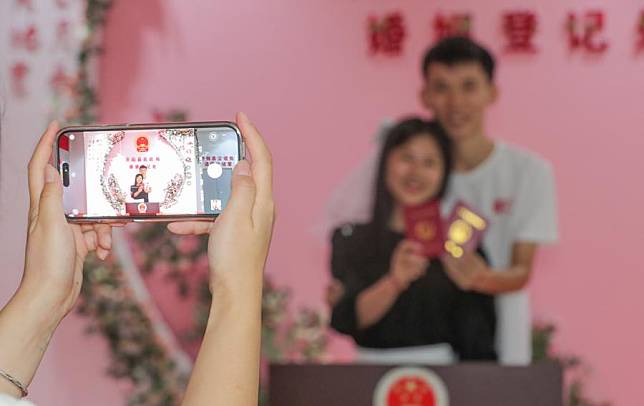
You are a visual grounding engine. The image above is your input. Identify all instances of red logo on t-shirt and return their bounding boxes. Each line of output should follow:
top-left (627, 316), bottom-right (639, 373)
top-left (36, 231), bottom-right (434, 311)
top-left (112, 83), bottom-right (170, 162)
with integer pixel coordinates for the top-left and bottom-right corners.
top-left (494, 198), bottom-right (512, 215)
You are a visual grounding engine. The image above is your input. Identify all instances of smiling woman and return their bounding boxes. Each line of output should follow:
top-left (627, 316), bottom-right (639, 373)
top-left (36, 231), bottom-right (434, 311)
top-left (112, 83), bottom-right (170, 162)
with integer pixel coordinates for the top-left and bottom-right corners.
top-left (328, 117), bottom-right (497, 363)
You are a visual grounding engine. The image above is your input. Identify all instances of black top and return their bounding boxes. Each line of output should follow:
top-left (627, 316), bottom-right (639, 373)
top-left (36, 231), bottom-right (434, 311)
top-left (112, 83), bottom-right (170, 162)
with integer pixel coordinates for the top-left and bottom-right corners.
top-left (329, 224), bottom-right (497, 361)
top-left (130, 185), bottom-right (149, 203)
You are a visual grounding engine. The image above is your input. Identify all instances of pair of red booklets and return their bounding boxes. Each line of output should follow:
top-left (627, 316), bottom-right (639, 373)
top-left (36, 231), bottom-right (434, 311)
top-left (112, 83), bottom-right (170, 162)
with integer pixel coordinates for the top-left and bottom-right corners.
top-left (404, 200), bottom-right (488, 259)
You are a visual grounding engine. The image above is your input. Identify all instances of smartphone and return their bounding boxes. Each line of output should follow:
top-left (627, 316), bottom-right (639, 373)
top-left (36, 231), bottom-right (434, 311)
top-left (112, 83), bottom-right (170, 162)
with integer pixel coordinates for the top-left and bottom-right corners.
top-left (56, 121), bottom-right (244, 223)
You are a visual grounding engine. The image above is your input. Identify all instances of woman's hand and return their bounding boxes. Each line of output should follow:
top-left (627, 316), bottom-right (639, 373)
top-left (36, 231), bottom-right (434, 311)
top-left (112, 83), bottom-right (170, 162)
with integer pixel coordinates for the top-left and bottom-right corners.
top-left (354, 240), bottom-right (427, 329)
top-left (325, 279), bottom-right (345, 308)
top-left (167, 113), bottom-right (274, 292)
top-left (19, 121), bottom-right (116, 320)
top-left (168, 112), bottom-right (274, 406)
top-left (0, 122), bottom-right (117, 398)
top-left (389, 239), bottom-right (428, 291)
top-left (441, 251), bottom-right (491, 292)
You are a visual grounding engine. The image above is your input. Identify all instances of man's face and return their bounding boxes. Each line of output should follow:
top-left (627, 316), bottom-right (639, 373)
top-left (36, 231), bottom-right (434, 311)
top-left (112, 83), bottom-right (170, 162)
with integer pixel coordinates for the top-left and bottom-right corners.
top-left (140, 167), bottom-right (147, 177)
top-left (421, 62), bottom-right (497, 142)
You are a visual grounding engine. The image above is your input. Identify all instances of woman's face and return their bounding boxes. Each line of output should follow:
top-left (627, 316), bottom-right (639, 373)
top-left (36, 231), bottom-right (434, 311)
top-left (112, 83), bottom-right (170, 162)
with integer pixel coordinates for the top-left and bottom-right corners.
top-left (136, 175), bottom-right (143, 185)
top-left (385, 134), bottom-right (445, 207)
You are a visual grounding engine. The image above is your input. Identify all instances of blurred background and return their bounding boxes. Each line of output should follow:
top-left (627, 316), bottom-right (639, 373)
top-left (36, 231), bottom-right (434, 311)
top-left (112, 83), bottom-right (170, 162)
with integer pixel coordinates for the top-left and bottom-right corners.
top-left (1, 1), bottom-right (643, 405)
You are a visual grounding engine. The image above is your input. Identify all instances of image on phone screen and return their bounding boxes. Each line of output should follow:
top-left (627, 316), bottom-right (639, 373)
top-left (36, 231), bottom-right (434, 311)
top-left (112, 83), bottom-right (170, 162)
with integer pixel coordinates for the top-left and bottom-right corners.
top-left (58, 124), bottom-right (241, 219)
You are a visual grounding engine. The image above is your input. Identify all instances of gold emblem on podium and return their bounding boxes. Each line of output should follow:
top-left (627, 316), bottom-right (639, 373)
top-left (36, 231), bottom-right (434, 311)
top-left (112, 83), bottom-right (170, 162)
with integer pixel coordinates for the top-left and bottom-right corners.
top-left (373, 367), bottom-right (449, 406)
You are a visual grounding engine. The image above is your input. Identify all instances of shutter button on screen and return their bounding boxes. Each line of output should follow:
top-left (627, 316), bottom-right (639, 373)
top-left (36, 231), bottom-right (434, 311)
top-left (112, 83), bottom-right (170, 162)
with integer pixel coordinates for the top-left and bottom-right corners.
top-left (207, 163), bottom-right (223, 179)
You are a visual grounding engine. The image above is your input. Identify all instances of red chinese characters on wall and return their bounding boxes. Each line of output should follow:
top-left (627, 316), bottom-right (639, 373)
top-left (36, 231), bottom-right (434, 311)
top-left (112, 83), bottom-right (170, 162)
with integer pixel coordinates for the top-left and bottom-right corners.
top-left (637, 11), bottom-right (644, 52)
top-left (433, 13), bottom-right (471, 40)
top-left (8, 0), bottom-right (80, 99)
top-left (56, 20), bottom-right (71, 44)
top-left (50, 65), bottom-right (74, 94)
top-left (567, 11), bottom-right (609, 54)
top-left (368, 12), bottom-right (407, 56)
top-left (11, 62), bottom-right (29, 97)
top-left (362, 9), bottom-right (644, 59)
top-left (503, 11), bottom-right (538, 53)
top-left (11, 25), bottom-right (39, 52)
top-left (15, 0), bottom-right (33, 11)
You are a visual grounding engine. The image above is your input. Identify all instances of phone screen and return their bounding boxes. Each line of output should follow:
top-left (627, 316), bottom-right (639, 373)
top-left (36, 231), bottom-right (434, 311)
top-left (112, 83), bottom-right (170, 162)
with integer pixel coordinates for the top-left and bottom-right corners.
top-left (57, 123), bottom-right (242, 220)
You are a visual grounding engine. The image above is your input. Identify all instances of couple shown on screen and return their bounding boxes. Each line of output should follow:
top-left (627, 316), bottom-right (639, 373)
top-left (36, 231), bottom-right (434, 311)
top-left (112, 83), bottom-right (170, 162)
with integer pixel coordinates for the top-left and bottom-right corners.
top-left (130, 165), bottom-right (152, 203)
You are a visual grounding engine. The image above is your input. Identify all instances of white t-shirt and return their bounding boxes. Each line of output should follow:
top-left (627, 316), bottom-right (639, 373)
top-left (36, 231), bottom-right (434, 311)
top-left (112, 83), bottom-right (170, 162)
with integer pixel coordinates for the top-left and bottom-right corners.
top-left (442, 142), bottom-right (558, 365)
top-left (142, 175), bottom-right (153, 199)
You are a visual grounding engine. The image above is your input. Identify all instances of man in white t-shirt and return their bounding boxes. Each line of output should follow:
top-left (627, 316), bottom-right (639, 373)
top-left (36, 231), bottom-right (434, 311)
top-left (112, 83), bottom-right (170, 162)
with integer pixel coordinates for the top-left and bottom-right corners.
top-left (419, 37), bottom-right (558, 364)
top-left (138, 165), bottom-right (153, 200)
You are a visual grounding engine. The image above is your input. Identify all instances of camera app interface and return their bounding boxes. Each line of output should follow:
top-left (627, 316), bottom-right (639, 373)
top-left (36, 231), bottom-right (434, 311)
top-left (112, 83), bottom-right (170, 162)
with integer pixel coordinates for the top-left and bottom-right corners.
top-left (59, 126), bottom-right (240, 218)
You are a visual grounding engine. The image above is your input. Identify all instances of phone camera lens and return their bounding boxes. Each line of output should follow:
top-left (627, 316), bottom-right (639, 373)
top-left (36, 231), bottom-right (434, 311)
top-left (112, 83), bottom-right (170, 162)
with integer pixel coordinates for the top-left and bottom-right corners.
top-left (62, 163), bottom-right (70, 187)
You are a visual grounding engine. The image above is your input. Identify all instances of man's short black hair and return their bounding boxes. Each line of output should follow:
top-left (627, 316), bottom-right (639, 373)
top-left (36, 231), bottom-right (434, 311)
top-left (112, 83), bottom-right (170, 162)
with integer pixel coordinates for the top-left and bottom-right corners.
top-left (421, 36), bottom-right (495, 81)
top-left (139, 165), bottom-right (147, 170)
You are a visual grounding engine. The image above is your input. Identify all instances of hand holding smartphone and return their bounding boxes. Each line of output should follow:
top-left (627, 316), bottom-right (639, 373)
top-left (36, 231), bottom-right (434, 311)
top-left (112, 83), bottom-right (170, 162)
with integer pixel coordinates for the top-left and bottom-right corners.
top-left (57, 121), bottom-right (244, 223)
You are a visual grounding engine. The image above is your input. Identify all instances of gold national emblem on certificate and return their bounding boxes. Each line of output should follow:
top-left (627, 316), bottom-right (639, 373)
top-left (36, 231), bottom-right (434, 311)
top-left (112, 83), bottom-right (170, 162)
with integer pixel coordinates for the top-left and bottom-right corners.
top-left (444, 202), bottom-right (487, 258)
top-left (414, 221), bottom-right (436, 241)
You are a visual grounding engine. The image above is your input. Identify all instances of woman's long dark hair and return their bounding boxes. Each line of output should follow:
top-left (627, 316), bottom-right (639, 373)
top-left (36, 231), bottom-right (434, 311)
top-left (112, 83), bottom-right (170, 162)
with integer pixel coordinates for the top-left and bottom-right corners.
top-left (133, 173), bottom-right (143, 186)
top-left (368, 117), bottom-right (452, 243)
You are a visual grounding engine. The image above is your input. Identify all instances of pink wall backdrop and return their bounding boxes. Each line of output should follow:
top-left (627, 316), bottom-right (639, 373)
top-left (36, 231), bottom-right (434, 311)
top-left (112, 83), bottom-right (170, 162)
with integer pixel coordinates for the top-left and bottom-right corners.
top-left (15, 0), bottom-right (637, 404)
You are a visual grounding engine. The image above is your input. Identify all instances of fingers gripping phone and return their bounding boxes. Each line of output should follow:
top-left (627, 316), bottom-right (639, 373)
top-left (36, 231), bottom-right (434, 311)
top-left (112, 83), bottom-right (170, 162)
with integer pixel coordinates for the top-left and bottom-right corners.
top-left (56, 121), bottom-right (245, 223)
